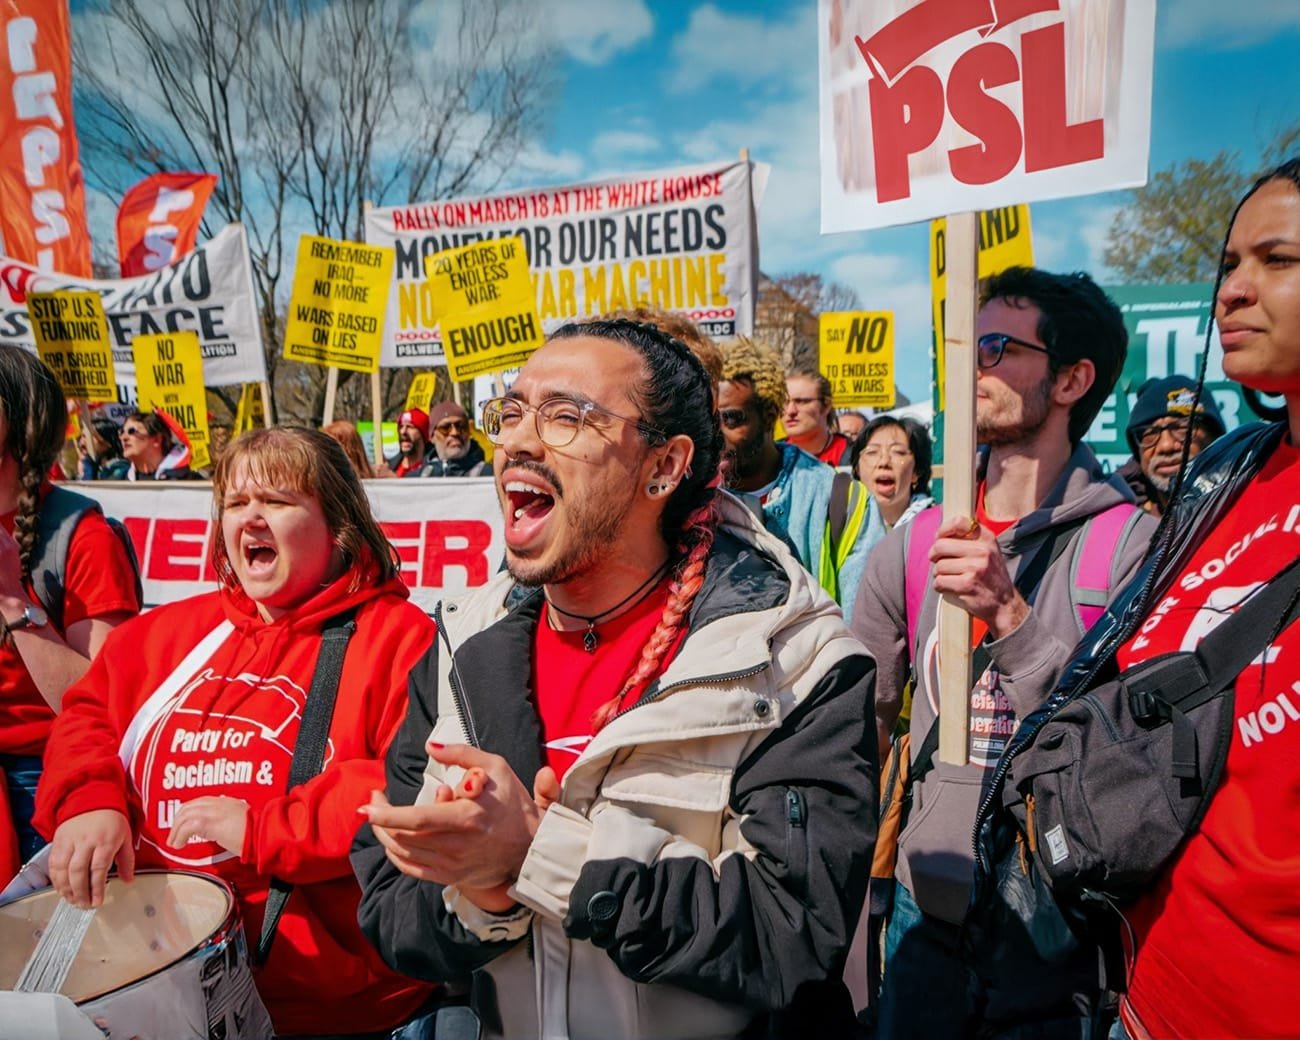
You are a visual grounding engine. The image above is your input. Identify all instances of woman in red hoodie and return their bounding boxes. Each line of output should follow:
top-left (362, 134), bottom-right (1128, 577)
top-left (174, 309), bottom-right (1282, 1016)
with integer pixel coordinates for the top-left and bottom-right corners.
top-left (34, 426), bottom-right (436, 1038)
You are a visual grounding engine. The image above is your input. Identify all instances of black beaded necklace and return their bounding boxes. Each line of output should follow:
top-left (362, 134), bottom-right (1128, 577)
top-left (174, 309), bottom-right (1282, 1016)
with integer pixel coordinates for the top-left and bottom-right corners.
top-left (545, 559), bottom-right (673, 652)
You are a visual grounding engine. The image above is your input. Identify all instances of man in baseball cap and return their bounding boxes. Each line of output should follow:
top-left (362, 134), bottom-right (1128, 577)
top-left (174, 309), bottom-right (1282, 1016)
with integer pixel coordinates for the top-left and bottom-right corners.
top-left (1120, 375), bottom-right (1225, 517)
top-left (386, 407), bottom-right (432, 478)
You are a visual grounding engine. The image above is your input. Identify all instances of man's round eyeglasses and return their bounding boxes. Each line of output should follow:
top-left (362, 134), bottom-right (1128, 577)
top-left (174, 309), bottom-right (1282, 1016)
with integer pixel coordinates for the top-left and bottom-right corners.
top-left (1135, 418), bottom-right (1198, 450)
top-left (977, 332), bottom-right (1050, 369)
top-left (481, 396), bottom-right (667, 448)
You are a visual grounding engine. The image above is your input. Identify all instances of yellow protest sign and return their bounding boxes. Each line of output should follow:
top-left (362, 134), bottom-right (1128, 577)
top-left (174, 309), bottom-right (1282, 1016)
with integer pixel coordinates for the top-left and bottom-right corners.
top-left (234, 383), bottom-right (264, 435)
top-left (133, 331), bottom-right (211, 470)
top-left (284, 235), bottom-right (394, 373)
top-left (819, 312), bottom-right (896, 408)
top-left (425, 235), bottom-right (543, 381)
top-left (405, 372), bottom-right (438, 413)
top-left (931, 205), bottom-right (1034, 408)
top-left (28, 291), bottom-right (115, 402)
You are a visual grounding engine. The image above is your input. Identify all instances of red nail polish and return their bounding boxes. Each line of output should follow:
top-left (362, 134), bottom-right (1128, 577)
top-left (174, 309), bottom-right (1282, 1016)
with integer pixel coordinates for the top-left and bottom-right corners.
top-left (428, 741), bottom-right (445, 750)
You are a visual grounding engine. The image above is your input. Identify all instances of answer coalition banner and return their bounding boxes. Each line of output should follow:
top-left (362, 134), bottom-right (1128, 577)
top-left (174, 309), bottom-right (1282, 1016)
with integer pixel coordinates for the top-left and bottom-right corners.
top-left (366, 158), bottom-right (768, 367)
top-left (0, 222), bottom-right (266, 388)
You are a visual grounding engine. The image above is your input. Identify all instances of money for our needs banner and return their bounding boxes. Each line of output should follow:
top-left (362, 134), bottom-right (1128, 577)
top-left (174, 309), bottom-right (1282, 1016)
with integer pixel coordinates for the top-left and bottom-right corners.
top-left (818, 0), bottom-right (1155, 232)
top-left (366, 158), bottom-right (768, 367)
top-left (0, 222), bottom-right (267, 388)
top-left (0, 0), bottom-right (93, 275)
top-left (74, 478), bottom-right (505, 615)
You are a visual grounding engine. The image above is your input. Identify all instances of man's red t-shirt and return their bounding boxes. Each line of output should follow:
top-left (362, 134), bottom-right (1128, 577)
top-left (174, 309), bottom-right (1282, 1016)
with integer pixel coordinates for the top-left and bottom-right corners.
top-left (531, 579), bottom-right (685, 781)
top-left (0, 508), bottom-right (142, 754)
top-left (1115, 438), bottom-right (1300, 1039)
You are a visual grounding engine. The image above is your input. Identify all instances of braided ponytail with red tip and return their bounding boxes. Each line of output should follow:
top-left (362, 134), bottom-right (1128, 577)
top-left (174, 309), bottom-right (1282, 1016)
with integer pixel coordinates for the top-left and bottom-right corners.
top-left (589, 495), bottom-right (720, 733)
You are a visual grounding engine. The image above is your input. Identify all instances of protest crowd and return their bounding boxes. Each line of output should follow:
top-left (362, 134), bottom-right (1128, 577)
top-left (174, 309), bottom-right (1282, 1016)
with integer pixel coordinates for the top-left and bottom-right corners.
top-left (1, 3), bottom-right (1298, 1040)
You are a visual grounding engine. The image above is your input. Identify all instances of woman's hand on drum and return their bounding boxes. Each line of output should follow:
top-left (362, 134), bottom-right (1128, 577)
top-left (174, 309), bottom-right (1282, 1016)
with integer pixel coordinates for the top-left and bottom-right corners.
top-left (166, 796), bottom-right (250, 856)
top-left (362, 743), bottom-right (544, 892)
top-left (49, 809), bottom-right (135, 909)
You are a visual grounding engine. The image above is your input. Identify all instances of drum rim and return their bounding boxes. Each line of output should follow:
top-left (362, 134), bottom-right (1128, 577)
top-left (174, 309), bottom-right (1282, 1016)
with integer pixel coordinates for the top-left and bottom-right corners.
top-left (5, 869), bottom-right (240, 1006)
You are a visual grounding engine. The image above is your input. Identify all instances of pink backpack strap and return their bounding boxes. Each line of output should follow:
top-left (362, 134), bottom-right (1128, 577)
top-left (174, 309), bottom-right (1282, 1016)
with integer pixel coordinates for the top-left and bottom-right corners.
top-left (1072, 502), bottom-right (1140, 633)
top-left (904, 506), bottom-right (944, 656)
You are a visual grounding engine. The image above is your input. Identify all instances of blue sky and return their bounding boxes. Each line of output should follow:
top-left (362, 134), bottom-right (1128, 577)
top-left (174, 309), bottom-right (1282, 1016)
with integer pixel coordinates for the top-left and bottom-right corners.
top-left (519, 0), bottom-right (1300, 402)
top-left (68, 1), bottom-right (1300, 404)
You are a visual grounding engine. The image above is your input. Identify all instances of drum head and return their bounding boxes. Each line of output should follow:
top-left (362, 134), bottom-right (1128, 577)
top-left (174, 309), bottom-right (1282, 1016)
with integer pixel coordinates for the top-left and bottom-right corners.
top-left (0, 871), bottom-right (232, 1004)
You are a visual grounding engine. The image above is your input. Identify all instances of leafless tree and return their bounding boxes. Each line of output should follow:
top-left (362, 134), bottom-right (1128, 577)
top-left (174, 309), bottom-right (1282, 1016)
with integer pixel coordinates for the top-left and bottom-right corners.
top-left (73, 0), bottom-right (555, 424)
top-left (755, 271), bottom-right (862, 371)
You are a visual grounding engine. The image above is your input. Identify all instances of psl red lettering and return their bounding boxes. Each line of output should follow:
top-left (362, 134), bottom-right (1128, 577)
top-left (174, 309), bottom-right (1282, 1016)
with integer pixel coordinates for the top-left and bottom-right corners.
top-left (380, 520), bottom-right (422, 587)
top-left (861, 18), bottom-right (1104, 203)
top-left (6, 16), bottom-right (73, 269)
top-left (422, 520), bottom-right (491, 588)
top-left (146, 518), bottom-right (210, 582)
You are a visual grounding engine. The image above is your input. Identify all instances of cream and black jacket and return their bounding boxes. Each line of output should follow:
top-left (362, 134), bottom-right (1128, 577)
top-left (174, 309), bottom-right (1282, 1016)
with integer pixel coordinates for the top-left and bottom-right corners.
top-left (353, 494), bottom-right (877, 1039)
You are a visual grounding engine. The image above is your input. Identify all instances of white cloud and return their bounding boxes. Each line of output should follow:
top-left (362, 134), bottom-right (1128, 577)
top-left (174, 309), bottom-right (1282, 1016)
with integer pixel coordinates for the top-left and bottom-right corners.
top-left (1159, 0), bottom-right (1300, 50)
top-left (667, 3), bottom-right (815, 93)
top-left (1031, 202), bottom-right (1121, 279)
top-left (589, 129), bottom-right (660, 160)
top-left (543, 0), bottom-right (654, 65)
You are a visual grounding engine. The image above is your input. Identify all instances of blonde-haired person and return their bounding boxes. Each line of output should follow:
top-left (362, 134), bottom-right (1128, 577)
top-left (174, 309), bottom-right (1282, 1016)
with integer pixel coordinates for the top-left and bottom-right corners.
top-left (717, 335), bottom-right (883, 620)
top-left (322, 419), bottom-right (376, 479)
top-left (353, 318), bottom-right (877, 1040)
top-left (36, 426), bottom-right (438, 1037)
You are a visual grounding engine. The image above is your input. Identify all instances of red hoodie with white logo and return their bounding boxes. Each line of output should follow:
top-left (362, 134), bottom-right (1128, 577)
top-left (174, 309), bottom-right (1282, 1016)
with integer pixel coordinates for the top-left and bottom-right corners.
top-left (36, 560), bottom-right (435, 1036)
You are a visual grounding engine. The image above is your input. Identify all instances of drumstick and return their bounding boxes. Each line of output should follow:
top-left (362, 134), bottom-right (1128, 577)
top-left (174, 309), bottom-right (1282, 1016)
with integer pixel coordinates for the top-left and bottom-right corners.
top-left (15, 898), bottom-right (97, 995)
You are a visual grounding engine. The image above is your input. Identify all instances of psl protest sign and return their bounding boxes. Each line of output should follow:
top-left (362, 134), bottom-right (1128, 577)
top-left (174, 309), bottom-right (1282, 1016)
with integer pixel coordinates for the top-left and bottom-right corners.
top-left (283, 235), bottom-right (393, 374)
top-left (28, 291), bottom-right (114, 401)
top-left (819, 312), bottom-right (896, 408)
top-left (405, 372), bottom-right (438, 412)
top-left (0, 0), bottom-right (93, 276)
top-left (818, 0), bottom-right (1156, 232)
top-left (366, 158), bottom-right (767, 366)
top-left (425, 236), bottom-right (543, 381)
top-left (930, 204), bottom-right (1034, 409)
top-left (0, 223), bottom-right (267, 389)
top-left (76, 477), bottom-right (504, 614)
top-left (1084, 283), bottom-right (1270, 472)
top-left (133, 331), bottom-right (211, 469)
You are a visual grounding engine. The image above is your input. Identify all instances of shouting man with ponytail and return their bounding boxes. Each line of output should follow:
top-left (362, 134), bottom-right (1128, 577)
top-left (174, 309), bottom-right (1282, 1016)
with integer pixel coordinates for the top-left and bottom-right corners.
top-left (353, 319), bottom-right (878, 1039)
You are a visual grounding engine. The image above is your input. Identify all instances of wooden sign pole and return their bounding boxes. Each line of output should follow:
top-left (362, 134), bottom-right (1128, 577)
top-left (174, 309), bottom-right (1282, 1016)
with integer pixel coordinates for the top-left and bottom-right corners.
top-left (322, 366), bottom-right (339, 426)
top-left (370, 370), bottom-right (384, 470)
top-left (938, 211), bottom-right (979, 766)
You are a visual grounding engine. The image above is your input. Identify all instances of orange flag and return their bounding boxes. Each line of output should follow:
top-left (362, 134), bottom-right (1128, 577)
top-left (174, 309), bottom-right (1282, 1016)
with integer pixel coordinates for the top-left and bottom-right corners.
top-left (116, 171), bottom-right (219, 276)
top-left (0, 0), bottom-right (92, 276)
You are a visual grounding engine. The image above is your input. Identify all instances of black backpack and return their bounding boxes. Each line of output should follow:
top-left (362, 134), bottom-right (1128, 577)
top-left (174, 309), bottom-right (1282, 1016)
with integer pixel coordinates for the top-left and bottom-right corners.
top-left (30, 486), bottom-right (144, 630)
top-left (1002, 555), bottom-right (1300, 901)
top-left (962, 557), bottom-right (1300, 1029)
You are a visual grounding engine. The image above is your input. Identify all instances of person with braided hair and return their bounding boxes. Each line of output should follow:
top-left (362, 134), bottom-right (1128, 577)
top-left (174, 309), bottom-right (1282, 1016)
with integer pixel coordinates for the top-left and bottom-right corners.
top-left (0, 350), bottom-right (140, 882)
top-left (353, 318), bottom-right (878, 1039)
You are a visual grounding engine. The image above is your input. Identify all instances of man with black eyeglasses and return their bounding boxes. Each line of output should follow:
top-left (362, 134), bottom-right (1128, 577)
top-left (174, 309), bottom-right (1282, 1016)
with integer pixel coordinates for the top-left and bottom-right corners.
top-left (419, 400), bottom-right (490, 478)
top-left (850, 267), bottom-right (1158, 1036)
top-left (1118, 375), bottom-right (1225, 518)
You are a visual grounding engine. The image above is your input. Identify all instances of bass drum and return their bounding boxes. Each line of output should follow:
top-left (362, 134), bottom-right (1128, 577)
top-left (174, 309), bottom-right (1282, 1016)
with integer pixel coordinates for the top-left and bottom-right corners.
top-left (0, 870), bottom-right (273, 1039)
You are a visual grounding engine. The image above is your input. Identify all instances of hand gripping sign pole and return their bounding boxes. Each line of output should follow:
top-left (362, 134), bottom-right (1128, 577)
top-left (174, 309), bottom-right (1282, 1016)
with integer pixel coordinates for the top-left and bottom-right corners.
top-left (938, 213), bottom-right (978, 765)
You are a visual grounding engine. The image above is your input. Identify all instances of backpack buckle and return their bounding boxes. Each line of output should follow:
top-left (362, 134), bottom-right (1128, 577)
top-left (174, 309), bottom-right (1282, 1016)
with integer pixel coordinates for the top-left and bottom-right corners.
top-left (1128, 687), bottom-right (1164, 726)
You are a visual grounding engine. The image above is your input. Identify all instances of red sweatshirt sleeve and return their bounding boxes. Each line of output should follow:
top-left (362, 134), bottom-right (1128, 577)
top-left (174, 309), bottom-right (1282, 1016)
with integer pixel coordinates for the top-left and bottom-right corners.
top-left (33, 622), bottom-right (143, 839)
top-left (244, 599), bottom-right (434, 884)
